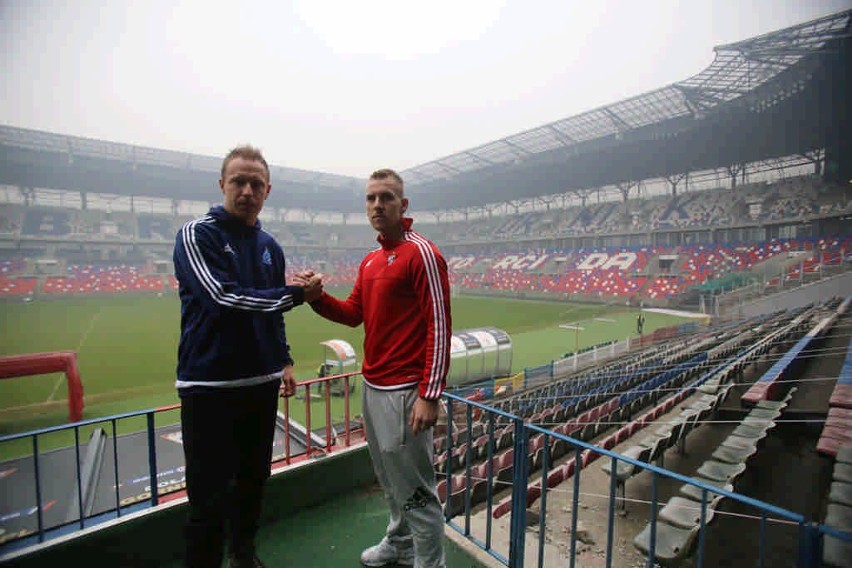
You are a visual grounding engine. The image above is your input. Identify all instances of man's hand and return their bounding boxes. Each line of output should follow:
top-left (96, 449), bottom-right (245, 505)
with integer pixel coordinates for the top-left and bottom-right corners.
top-left (280, 365), bottom-right (297, 398)
top-left (292, 270), bottom-right (315, 284)
top-left (302, 273), bottom-right (324, 302)
top-left (409, 397), bottom-right (439, 435)
top-left (292, 270), bottom-right (324, 302)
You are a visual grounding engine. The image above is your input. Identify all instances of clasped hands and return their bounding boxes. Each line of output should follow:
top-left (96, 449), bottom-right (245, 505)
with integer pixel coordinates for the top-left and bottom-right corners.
top-left (292, 270), bottom-right (324, 303)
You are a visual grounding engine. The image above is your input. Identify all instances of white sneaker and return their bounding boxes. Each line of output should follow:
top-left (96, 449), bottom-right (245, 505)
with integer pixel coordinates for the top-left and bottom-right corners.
top-left (360, 538), bottom-right (414, 567)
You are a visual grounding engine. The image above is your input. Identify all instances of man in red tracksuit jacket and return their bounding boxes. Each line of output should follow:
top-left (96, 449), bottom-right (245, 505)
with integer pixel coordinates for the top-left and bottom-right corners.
top-left (298, 168), bottom-right (451, 568)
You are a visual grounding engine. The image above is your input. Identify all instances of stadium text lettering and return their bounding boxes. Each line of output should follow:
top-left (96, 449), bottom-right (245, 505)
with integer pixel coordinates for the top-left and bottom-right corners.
top-left (576, 252), bottom-right (637, 271)
top-left (447, 256), bottom-right (476, 269)
top-left (490, 254), bottom-right (549, 270)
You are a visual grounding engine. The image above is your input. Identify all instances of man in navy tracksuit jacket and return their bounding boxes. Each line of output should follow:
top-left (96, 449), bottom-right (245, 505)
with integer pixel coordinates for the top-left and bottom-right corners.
top-left (173, 146), bottom-right (321, 568)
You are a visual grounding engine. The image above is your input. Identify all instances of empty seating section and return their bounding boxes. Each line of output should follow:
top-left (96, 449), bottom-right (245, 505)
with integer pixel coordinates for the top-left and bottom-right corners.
top-left (5, 175), bottom-right (850, 248)
top-left (822, 445), bottom-right (852, 567)
top-left (429, 302), bottom-right (837, 568)
top-left (436, 300), bottom-right (852, 566)
top-left (447, 237), bottom-right (851, 302)
top-left (429, 175), bottom-right (848, 241)
top-left (4, 198), bottom-right (850, 304)
top-left (829, 337), bottom-right (852, 409)
top-left (436, 308), bottom-right (804, 521)
top-left (818, 338), bottom-right (852, 457)
top-left (632, 388), bottom-right (796, 565)
top-left (741, 305), bottom-right (840, 405)
top-left (42, 265), bottom-right (165, 294)
top-left (0, 259), bottom-right (36, 295)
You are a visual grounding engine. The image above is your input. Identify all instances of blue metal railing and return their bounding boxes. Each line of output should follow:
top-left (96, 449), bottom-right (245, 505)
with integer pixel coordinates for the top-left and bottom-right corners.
top-left (0, 404), bottom-right (180, 549)
top-left (4, 375), bottom-right (851, 565)
top-left (0, 373), bottom-right (363, 555)
top-left (441, 392), bottom-right (850, 568)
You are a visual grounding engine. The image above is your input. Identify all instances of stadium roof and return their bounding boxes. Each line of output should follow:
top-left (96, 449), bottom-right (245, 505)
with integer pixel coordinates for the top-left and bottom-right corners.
top-left (401, 9), bottom-right (851, 188)
top-left (0, 9), bottom-right (849, 213)
top-left (0, 124), bottom-right (362, 193)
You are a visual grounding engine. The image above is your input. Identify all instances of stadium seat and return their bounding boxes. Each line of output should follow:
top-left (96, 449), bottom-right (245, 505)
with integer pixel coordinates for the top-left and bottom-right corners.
top-left (833, 464), bottom-right (852, 484)
top-left (828, 483), bottom-right (852, 507)
top-left (720, 435), bottom-right (760, 452)
top-left (658, 495), bottom-right (721, 529)
top-left (695, 460), bottom-right (746, 483)
top-left (679, 478), bottom-right (733, 502)
top-left (633, 522), bottom-right (699, 566)
top-left (823, 503), bottom-right (852, 568)
top-left (600, 444), bottom-right (651, 511)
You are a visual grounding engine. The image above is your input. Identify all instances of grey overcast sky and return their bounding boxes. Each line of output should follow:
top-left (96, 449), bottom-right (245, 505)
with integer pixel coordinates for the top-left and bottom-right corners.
top-left (1, 0), bottom-right (849, 177)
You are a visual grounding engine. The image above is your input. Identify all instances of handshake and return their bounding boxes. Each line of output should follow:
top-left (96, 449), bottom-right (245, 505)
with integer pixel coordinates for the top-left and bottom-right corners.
top-left (292, 270), bottom-right (324, 303)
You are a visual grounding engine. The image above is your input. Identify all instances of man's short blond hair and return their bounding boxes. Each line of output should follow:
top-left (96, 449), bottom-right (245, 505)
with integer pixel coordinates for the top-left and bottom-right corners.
top-left (221, 145), bottom-right (270, 182)
top-left (369, 168), bottom-right (404, 196)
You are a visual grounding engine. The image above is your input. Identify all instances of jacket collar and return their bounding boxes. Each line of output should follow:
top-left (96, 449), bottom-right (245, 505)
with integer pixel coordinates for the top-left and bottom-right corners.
top-left (209, 205), bottom-right (261, 232)
top-left (377, 217), bottom-right (413, 249)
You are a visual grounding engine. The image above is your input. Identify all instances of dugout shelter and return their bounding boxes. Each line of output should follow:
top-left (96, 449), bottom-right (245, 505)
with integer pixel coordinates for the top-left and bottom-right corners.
top-left (447, 327), bottom-right (513, 387)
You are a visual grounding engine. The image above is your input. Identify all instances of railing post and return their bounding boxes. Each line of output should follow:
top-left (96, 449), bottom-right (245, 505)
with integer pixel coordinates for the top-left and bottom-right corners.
top-left (444, 396), bottom-right (454, 524)
top-left (485, 409), bottom-right (495, 551)
top-left (32, 435), bottom-right (44, 542)
top-left (797, 521), bottom-right (822, 568)
top-left (343, 376), bottom-right (351, 447)
top-left (146, 412), bottom-right (159, 506)
top-left (111, 419), bottom-right (121, 518)
top-left (508, 418), bottom-right (528, 568)
top-left (324, 380), bottom-right (333, 451)
top-left (74, 426), bottom-right (84, 528)
top-left (304, 384), bottom-right (312, 456)
top-left (463, 403), bottom-right (474, 535)
top-left (605, 455), bottom-right (616, 568)
top-left (539, 436), bottom-right (551, 568)
top-left (283, 395), bottom-right (292, 463)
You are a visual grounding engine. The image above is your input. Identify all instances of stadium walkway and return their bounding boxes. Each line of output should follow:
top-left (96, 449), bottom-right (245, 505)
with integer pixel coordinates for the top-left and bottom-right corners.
top-left (152, 484), bottom-right (486, 568)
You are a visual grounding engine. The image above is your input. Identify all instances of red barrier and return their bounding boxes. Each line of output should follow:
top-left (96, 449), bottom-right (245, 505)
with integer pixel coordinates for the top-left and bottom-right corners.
top-left (0, 351), bottom-right (84, 422)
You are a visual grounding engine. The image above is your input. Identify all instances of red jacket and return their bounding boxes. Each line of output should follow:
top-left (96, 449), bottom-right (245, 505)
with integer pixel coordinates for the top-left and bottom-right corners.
top-left (310, 218), bottom-right (451, 399)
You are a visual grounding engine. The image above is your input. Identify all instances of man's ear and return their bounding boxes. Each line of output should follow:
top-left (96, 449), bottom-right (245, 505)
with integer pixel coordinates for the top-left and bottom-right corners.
top-left (401, 197), bottom-right (409, 214)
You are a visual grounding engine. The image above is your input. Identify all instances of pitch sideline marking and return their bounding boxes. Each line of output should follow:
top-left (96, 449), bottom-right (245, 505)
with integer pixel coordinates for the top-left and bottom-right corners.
top-left (46, 308), bottom-right (102, 403)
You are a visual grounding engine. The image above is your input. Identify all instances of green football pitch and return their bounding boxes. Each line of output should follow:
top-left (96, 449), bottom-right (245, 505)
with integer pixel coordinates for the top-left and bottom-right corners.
top-left (0, 291), bottom-right (689, 446)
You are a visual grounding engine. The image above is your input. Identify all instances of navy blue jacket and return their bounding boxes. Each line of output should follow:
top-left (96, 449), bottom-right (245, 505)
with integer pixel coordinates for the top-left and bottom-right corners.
top-left (173, 206), bottom-right (304, 393)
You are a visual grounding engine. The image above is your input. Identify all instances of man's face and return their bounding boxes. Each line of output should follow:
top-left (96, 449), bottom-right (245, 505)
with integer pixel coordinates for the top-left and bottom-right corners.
top-left (219, 156), bottom-right (271, 225)
top-left (366, 177), bottom-right (408, 234)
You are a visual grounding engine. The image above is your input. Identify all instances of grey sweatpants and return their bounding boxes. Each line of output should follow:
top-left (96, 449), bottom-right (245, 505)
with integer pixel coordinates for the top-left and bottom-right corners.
top-left (362, 384), bottom-right (446, 568)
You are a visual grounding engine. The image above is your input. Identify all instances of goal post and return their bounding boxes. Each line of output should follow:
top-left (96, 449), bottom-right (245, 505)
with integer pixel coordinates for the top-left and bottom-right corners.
top-left (0, 351), bottom-right (84, 422)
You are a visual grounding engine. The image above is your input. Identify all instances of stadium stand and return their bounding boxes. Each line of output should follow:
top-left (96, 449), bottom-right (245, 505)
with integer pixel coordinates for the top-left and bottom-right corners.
top-left (819, 323), bottom-right (852, 457)
top-left (21, 207), bottom-right (71, 237)
top-left (823, 446), bottom-right (852, 567)
top-left (428, 302), bottom-right (825, 523)
top-left (42, 265), bottom-right (165, 294)
top-left (1, 9), bottom-right (851, 565)
top-left (137, 214), bottom-right (176, 241)
top-left (1, 232), bottom-right (847, 316)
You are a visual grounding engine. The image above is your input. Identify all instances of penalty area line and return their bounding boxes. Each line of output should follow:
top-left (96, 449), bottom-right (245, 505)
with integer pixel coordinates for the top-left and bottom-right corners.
top-left (46, 308), bottom-right (102, 403)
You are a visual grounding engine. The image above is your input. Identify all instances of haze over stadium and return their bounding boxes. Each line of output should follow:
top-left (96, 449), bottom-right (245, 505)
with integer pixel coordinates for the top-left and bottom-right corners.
top-left (1, 0), bottom-right (848, 177)
top-left (1, 1), bottom-right (851, 567)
